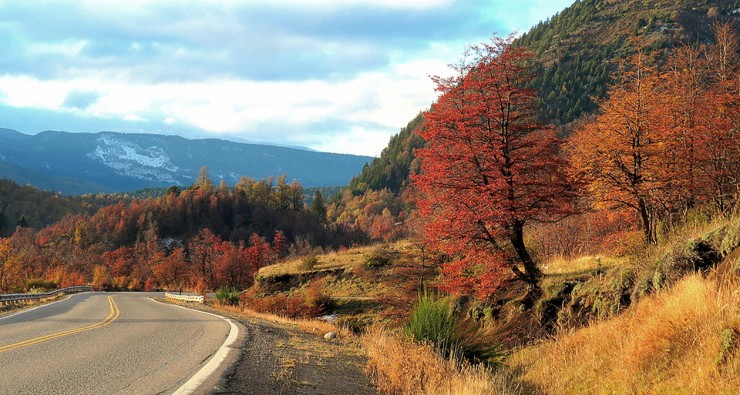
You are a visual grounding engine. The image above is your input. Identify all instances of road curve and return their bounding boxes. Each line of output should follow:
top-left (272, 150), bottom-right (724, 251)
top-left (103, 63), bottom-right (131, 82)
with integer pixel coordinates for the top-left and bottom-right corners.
top-left (0, 292), bottom-right (233, 395)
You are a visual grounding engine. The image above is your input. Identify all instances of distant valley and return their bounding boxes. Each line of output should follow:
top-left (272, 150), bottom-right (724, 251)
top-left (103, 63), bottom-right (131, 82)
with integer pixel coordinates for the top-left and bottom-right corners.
top-left (0, 128), bottom-right (372, 195)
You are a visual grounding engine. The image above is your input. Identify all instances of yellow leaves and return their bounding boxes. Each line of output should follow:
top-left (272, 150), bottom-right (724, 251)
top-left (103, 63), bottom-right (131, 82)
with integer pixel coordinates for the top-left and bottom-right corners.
top-left (0, 238), bottom-right (10, 259)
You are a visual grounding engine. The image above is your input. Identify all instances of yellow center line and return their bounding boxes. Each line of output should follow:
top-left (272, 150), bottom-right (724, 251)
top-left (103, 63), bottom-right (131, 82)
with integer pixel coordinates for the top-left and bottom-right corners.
top-left (0, 296), bottom-right (120, 354)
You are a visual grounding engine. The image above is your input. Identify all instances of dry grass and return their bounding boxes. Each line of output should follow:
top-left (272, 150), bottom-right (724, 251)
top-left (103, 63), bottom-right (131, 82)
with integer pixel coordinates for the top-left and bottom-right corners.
top-left (213, 304), bottom-right (353, 338)
top-left (259, 244), bottom-right (379, 277)
top-left (511, 271), bottom-right (740, 394)
top-left (259, 240), bottom-right (421, 277)
top-left (0, 293), bottom-right (68, 317)
top-left (541, 215), bottom-right (729, 278)
top-left (363, 327), bottom-right (521, 395)
top-left (541, 255), bottom-right (626, 276)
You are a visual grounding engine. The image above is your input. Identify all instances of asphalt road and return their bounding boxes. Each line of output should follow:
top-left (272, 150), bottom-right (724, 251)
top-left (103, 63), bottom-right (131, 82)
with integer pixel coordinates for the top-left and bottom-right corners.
top-left (0, 292), bottom-right (234, 395)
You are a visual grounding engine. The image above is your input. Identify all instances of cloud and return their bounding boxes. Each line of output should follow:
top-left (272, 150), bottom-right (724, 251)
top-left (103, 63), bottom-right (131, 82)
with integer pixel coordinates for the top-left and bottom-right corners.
top-left (0, 0), bottom-right (507, 82)
top-left (0, 0), bottom-right (576, 156)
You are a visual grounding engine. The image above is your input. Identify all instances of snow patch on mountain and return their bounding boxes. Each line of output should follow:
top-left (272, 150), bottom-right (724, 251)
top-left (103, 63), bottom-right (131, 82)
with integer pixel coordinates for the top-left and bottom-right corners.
top-left (87, 135), bottom-right (181, 183)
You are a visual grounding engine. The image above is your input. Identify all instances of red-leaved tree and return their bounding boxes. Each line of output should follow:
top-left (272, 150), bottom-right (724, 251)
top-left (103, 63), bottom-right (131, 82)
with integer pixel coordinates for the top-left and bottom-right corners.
top-left (414, 36), bottom-right (574, 298)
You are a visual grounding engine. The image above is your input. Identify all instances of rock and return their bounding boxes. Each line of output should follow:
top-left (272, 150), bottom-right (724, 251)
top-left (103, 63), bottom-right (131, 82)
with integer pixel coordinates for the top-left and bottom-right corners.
top-left (324, 331), bottom-right (337, 340)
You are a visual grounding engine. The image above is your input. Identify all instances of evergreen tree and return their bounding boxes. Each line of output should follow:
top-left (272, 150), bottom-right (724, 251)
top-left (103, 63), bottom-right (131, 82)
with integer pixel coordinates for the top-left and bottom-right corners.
top-left (0, 210), bottom-right (7, 235)
top-left (311, 190), bottom-right (327, 221)
top-left (16, 215), bottom-right (28, 228)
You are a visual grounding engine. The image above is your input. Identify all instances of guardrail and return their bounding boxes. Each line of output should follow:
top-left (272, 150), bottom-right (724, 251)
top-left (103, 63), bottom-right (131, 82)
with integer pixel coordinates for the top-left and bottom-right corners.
top-left (165, 292), bottom-right (204, 303)
top-left (0, 286), bottom-right (93, 305)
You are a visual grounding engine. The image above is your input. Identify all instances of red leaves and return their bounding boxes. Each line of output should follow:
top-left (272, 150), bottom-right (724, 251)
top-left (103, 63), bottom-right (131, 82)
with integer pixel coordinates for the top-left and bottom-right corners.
top-left (415, 35), bottom-right (575, 298)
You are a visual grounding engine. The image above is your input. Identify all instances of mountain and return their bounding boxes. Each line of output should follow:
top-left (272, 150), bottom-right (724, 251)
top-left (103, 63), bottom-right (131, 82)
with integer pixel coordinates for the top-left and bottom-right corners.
top-left (518, 0), bottom-right (740, 125)
top-left (348, 0), bottom-right (738, 195)
top-left (0, 129), bottom-right (372, 195)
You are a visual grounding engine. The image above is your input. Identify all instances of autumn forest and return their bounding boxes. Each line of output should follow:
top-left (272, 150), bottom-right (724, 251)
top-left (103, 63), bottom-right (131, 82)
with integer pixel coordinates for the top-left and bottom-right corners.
top-left (0, 17), bottom-right (737, 307)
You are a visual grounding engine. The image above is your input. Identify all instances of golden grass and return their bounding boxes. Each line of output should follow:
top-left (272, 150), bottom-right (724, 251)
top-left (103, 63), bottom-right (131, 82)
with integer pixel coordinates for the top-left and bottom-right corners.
top-left (213, 304), bottom-right (354, 339)
top-left (259, 240), bottom-right (421, 278)
top-left (541, 255), bottom-right (626, 276)
top-left (363, 327), bottom-right (521, 395)
top-left (259, 244), bottom-right (379, 277)
top-left (511, 272), bottom-right (740, 394)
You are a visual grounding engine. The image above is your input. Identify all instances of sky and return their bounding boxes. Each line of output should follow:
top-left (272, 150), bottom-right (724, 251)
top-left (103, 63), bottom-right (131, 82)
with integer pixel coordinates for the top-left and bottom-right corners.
top-left (0, 0), bottom-right (574, 157)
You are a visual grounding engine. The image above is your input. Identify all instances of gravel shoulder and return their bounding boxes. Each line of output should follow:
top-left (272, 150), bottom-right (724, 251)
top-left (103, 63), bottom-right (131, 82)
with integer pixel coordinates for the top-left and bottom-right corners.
top-left (173, 303), bottom-right (376, 395)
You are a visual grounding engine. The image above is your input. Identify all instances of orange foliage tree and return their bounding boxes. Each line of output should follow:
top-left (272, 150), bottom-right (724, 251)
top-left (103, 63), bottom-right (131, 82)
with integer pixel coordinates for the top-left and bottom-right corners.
top-left (570, 24), bottom-right (740, 243)
top-left (701, 22), bottom-right (740, 211)
top-left (0, 238), bottom-right (11, 292)
top-left (414, 36), bottom-right (574, 297)
top-left (568, 51), bottom-right (667, 244)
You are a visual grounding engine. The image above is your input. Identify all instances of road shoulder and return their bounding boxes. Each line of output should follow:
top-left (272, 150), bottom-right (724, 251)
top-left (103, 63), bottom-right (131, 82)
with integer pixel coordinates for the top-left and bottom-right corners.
top-left (164, 301), bottom-right (376, 394)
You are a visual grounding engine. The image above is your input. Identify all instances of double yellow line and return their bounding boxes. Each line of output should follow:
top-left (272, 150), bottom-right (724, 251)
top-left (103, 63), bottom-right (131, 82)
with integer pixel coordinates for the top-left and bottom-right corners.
top-left (0, 295), bottom-right (120, 354)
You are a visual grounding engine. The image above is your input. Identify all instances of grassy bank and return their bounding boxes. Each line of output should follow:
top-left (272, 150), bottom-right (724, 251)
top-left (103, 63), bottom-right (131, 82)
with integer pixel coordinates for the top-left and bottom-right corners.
top-left (223, 215), bottom-right (740, 394)
top-left (512, 272), bottom-right (739, 394)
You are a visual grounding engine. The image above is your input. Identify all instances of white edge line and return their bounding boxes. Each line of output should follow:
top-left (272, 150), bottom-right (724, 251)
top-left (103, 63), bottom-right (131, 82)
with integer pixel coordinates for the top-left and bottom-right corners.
top-left (153, 299), bottom-right (239, 395)
top-left (0, 292), bottom-right (84, 321)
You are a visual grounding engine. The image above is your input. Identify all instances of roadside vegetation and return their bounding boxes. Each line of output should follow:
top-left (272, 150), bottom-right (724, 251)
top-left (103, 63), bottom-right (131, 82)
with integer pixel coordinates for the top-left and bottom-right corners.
top-left (219, 213), bottom-right (738, 394)
top-left (1, 1), bottom-right (738, 394)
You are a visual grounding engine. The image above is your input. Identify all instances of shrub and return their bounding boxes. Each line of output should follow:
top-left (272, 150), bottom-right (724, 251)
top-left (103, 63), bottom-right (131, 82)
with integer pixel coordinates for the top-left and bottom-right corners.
top-left (299, 255), bottom-right (319, 271)
top-left (215, 286), bottom-right (240, 306)
top-left (26, 279), bottom-right (57, 292)
top-left (365, 246), bottom-right (394, 268)
top-left (242, 293), bottom-right (325, 318)
top-left (304, 278), bottom-right (333, 311)
top-left (405, 291), bottom-right (457, 355)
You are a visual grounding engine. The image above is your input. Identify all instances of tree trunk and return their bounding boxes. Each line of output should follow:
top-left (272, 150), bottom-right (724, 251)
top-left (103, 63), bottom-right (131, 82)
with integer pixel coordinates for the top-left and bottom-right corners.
top-left (638, 198), bottom-right (657, 245)
top-left (510, 220), bottom-right (542, 285)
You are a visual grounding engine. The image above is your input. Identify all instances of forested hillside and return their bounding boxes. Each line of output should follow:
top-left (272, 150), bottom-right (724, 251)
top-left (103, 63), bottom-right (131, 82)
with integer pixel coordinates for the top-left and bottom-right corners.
top-left (0, 173), bottom-right (364, 293)
top-left (0, 179), bottom-right (117, 237)
top-left (348, 114), bottom-right (424, 195)
top-left (348, 0), bottom-right (739, 200)
top-left (520, 0), bottom-right (740, 125)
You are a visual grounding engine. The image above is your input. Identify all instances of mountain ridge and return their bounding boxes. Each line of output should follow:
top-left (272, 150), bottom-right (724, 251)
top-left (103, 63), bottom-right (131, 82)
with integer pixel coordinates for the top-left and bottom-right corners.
top-left (0, 128), bottom-right (372, 195)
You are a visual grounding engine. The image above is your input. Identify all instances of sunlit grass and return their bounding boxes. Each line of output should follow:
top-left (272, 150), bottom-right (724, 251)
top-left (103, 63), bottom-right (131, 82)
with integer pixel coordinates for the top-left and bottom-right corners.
top-left (541, 255), bottom-right (626, 276)
top-left (511, 273), bottom-right (740, 394)
top-left (207, 303), bottom-right (355, 339)
top-left (258, 244), bottom-right (378, 277)
top-left (363, 326), bottom-right (521, 395)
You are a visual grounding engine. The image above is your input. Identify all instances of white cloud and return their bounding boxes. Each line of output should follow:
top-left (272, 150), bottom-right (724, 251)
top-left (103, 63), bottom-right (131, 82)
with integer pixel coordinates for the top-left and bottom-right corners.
top-left (28, 39), bottom-right (89, 56)
top-left (0, 0), bottom-right (575, 156)
top-left (312, 126), bottom-right (393, 156)
top-left (123, 113), bottom-right (147, 122)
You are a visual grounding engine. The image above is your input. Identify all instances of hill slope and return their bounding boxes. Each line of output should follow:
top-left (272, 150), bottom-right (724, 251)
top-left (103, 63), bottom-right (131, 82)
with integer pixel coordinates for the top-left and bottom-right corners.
top-left (0, 129), bottom-right (373, 195)
top-left (348, 0), bottom-right (739, 195)
top-left (519, 0), bottom-right (740, 125)
top-left (0, 178), bottom-right (116, 236)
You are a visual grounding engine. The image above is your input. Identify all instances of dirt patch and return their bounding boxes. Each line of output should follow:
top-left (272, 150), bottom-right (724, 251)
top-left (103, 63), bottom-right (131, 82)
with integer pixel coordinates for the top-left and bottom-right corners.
top-left (221, 317), bottom-right (374, 395)
top-left (173, 302), bottom-right (376, 394)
